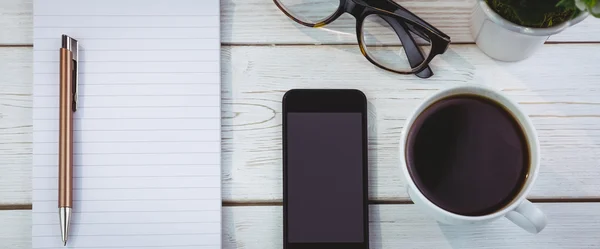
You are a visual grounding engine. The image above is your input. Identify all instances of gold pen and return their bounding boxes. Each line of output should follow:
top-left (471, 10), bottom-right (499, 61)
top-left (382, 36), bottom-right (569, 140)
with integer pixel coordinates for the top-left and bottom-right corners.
top-left (59, 34), bottom-right (78, 247)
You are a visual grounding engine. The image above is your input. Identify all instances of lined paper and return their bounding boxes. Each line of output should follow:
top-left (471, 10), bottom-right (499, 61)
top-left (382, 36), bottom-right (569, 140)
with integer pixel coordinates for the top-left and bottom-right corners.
top-left (32, 0), bottom-right (221, 248)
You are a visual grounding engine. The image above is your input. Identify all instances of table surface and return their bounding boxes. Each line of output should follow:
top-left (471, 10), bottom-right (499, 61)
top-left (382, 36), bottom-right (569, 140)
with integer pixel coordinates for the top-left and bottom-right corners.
top-left (2, 0), bottom-right (600, 248)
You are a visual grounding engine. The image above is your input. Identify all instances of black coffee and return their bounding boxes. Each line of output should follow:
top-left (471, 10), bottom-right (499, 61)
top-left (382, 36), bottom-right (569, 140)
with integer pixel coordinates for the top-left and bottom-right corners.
top-left (406, 95), bottom-right (529, 216)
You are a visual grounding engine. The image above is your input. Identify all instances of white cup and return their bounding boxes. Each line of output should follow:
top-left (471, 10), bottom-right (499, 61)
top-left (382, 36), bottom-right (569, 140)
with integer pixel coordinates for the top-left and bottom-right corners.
top-left (399, 85), bottom-right (547, 233)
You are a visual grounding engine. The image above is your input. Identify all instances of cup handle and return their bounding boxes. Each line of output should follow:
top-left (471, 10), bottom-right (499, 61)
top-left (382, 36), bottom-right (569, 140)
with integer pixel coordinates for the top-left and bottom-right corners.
top-left (505, 200), bottom-right (547, 233)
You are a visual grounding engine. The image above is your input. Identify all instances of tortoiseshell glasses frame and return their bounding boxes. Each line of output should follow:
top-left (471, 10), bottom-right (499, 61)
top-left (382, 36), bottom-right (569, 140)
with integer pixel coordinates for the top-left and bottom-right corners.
top-left (274, 0), bottom-right (451, 78)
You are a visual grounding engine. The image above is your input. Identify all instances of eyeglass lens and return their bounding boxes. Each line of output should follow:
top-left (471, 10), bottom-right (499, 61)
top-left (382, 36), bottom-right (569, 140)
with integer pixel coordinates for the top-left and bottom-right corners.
top-left (275, 0), bottom-right (434, 73)
top-left (362, 14), bottom-right (431, 72)
top-left (275, 0), bottom-right (340, 24)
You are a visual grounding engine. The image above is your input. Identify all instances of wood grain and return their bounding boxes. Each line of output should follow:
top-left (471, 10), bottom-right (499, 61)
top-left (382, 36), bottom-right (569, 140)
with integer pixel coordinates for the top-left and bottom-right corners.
top-left (220, 0), bottom-right (600, 45)
top-left (0, 47), bottom-right (32, 205)
top-left (222, 43), bottom-right (600, 202)
top-left (3, 204), bottom-right (600, 248)
top-left (2, 0), bottom-right (600, 45)
top-left (0, 210), bottom-right (30, 249)
top-left (224, 203), bottom-right (600, 249)
top-left (0, 0), bottom-right (32, 45)
top-left (2, 45), bottom-right (600, 204)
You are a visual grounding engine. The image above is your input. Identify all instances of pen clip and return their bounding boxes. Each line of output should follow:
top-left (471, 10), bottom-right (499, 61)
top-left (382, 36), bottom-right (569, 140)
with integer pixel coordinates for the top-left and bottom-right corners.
top-left (62, 35), bottom-right (79, 112)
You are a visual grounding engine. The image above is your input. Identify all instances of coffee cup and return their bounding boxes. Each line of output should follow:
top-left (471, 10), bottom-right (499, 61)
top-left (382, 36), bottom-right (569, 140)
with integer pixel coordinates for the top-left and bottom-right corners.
top-left (399, 85), bottom-right (547, 233)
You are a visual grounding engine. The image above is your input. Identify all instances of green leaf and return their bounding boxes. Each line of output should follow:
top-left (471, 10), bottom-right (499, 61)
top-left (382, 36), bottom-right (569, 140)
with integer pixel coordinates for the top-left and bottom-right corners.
top-left (582, 0), bottom-right (598, 7)
top-left (485, 0), bottom-right (578, 28)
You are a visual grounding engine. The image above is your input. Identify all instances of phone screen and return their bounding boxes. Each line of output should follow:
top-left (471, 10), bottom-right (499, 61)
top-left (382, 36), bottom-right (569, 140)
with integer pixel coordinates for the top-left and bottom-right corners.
top-left (286, 112), bottom-right (365, 243)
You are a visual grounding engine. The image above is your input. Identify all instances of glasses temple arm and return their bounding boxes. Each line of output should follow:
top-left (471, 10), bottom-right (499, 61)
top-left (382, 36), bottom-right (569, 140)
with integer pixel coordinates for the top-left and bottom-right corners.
top-left (381, 15), bottom-right (433, 78)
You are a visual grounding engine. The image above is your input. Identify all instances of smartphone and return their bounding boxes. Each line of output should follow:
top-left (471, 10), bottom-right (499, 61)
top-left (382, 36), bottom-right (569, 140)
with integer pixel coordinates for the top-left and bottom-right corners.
top-left (283, 89), bottom-right (369, 249)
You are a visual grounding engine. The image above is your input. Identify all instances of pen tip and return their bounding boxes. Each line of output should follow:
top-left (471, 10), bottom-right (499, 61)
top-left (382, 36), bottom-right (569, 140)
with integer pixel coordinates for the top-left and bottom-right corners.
top-left (59, 207), bottom-right (71, 247)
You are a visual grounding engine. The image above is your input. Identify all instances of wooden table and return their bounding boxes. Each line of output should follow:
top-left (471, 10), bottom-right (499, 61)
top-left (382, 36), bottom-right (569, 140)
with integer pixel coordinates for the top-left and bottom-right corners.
top-left (2, 0), bottom-right (600, 248)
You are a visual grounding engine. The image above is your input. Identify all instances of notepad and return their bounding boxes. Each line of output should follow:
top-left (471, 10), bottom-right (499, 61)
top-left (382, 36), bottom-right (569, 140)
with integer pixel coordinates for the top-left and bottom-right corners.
top-left (32, 0), bottom-right (221, 248)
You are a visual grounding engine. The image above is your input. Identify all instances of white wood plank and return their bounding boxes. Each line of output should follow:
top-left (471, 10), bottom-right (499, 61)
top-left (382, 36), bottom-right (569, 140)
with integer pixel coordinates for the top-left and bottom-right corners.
top-left (224, 203), bottom-right (600, 249)
top-left (0, 210), bottom-right (30, 249)
top-left (2, 204), bottom-right (600, 248)
top-left (0, 0), bottom-right (32, 45)
top-left (224, 44), bottom-right (600, 202)
top-left (2, 45), bottom-right (600, 204)
top-left (221, 0), bottom-right (600, 44)
top-left (2, 0), bottom-right (600, 45)
top-left (0, 47), bottom-right (32, 205)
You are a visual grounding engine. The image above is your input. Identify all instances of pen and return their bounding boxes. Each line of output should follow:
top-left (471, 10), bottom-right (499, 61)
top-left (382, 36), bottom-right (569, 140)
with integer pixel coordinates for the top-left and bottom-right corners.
top-left (59, 34), bottom-right (78, 247)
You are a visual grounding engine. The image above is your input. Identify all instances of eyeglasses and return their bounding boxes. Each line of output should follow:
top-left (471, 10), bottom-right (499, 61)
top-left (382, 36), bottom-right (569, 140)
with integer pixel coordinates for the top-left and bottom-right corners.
top-left (273, 0), bottom-right (451, 78)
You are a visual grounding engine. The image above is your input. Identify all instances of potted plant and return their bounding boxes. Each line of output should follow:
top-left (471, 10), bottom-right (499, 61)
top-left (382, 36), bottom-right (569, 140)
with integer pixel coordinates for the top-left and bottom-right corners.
top-left (470, 0), bottom-right (600, 61)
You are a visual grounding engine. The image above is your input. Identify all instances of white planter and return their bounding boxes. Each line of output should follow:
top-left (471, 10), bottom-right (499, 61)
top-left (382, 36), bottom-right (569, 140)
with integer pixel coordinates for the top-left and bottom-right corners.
top-left (470, 0), bottom-right (589, 61)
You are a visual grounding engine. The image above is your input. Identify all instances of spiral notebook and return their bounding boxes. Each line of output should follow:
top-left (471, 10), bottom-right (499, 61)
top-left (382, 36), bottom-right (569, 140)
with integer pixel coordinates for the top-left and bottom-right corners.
top-left (32, 0), bottom-right (222, 248)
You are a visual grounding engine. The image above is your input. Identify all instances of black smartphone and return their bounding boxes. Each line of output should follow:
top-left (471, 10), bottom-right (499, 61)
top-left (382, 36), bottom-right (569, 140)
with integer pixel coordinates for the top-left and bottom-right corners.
top-left (283, 89), bottom-right (369, 249)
